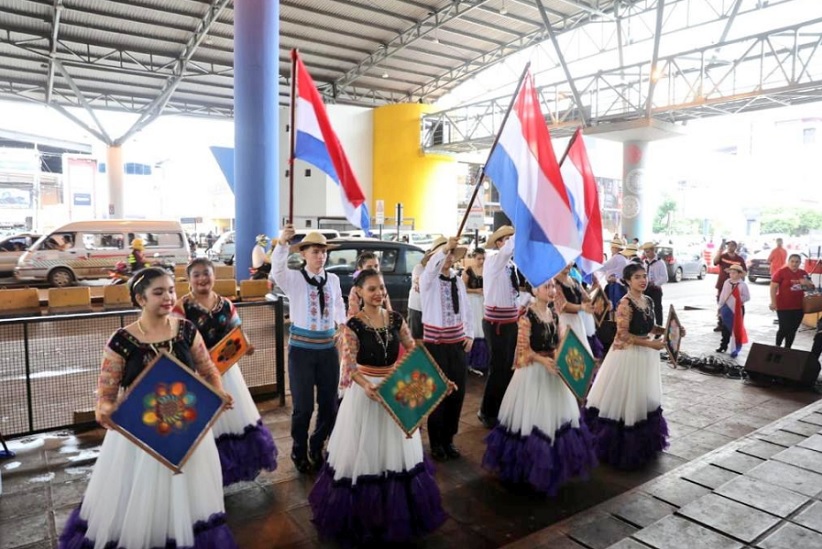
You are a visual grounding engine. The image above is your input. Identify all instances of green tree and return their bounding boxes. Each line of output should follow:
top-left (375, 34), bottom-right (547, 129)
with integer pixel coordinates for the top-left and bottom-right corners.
top-left (759, 208), bottom-right (822, 236)
top-left (653, 198), bottom-right (677, 234)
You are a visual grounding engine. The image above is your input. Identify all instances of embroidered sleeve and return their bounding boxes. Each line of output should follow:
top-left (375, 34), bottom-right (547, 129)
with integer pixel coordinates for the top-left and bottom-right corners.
top-left (515, 314), bottom-right (534, 368)
top-left (398, 318), bottom-right (415, 351)
top-left (226, 298), bottom-right (242, 329)
top-left (347, 285), bottom-right (360, 317)
top-left (97, 346), bottom-right (125, 405)
top-left (341, 324), bottom-right (359, 382)
top-left (613, 299), bottom-right (634, 349)
top-left (554, 287), bottom-right (569, 315)
top-left (190, 331), bottom-right (221, 386)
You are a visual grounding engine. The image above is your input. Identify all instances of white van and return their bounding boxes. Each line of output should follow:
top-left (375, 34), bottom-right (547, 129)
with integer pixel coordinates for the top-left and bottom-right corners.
top-left (15, 220), bottom-right (190, 286)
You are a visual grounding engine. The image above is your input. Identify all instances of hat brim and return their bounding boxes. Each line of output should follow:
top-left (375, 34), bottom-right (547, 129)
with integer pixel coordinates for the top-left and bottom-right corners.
top-left (421, 244), bottom-right (467, 266)
top-left (486, 226), bottom-right (515, 248)
top-left (289, 241), bottom-right (339, 253)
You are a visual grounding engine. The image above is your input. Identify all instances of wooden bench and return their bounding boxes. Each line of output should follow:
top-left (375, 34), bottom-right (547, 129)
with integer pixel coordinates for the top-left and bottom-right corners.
top-left (240, 279), bottom-right (269, 300)
top-left (175, 281), bottom-right (190, 298)
top-left (0, 288), bottom-right (41, 318)
top-left (213, 279), bottom-right (237, 300)
top-left (174, 264), bottom-right (188, 281)
top-left (103, 285), bottom-right (133, 310)
top-left (214, 265), bottom-right (235, 279)
top-left (48, 287), bottom-right (92, 315)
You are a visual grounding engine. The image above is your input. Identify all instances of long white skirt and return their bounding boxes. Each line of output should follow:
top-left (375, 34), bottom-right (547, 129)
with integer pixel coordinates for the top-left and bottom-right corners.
top-left (309, 375), bottom-right (446, 544)
top-left (59, 429), bottom-right (234, 548)
top-left (467, 293), bottom-right (485, 339)
top-left (483, 362), bottom-right (597, 494)
top-left (584, 344), bottom-right (668, 469)
top-left (559, 312), bottom-right (593, 355)
top-left (211, 365), bottom-right (278, 485)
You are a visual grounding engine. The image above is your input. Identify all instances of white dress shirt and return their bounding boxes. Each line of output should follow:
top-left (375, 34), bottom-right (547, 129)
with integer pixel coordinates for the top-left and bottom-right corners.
top-left (644, 256), bottom-right (669, 286)
top-left (598, 253), bottom-right (630, 282)
top-left (419, 249), bottom-right (472, 343)
top-left (270, 243), bottom-right (345, 331)
top-left (483, 235), bottom-right (519, 312)
top-left (407, 263), bottom-right (424, 312)
top-left (251, 244), bottom-right (269, 269)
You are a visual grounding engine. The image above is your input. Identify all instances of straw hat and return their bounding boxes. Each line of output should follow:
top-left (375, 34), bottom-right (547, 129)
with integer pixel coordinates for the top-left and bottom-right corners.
top-left (289, 232), bottom-right (339, 253)
top-left (607, 237), bottom-right (626, 248)
top-left (620, 243), bottom-right (639, 257)
top-left (639, 241), bottom-right (657, 251)
top-left (725, 264), bottom-right (745, 274)
top-left (421, 237), bottom-right (467, 266)
top-left (486, 225), bottom-right (514, 249)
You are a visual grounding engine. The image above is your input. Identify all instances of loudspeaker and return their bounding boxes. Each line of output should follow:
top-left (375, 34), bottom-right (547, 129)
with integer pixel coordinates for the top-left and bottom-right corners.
top-left (743, 343), bottom-right (820, 387)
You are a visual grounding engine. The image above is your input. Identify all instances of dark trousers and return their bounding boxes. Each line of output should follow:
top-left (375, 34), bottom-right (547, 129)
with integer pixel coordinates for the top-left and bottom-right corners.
top-left (480, 320), bottom-right (518, 421)
top-left (287, 345), bottom-right (339, 458)
top-left (425, 341), bottom-right (467, 448)
top-left (644, 284), bottom-right (664, 326)
top-left (776, 309), bottom-right (805, 349)
top-left (407, 308), bottom-right (423, 340)
top-left (811, 319), bottom-right (822, 363)
top-left (720, 306), bottom-right (746, 349)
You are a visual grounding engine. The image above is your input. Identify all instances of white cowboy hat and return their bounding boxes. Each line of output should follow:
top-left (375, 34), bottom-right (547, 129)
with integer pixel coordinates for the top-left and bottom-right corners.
top-left (289, 232), bottom-right (340, 253)
top-left (421, 236), bottom-right (467, 266)
top-left (486, 225), bottom-right (514, 249)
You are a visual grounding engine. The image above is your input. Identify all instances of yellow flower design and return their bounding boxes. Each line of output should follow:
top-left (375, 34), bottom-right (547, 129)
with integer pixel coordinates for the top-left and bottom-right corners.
top-left (392, 370), bottom-right (436, 409)
top-left (566, 348), bottom-right (586, 381)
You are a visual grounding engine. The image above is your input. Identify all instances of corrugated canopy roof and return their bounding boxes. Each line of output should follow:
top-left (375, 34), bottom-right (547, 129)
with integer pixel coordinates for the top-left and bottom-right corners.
top-left (0, 0), bottom-right (624, 130)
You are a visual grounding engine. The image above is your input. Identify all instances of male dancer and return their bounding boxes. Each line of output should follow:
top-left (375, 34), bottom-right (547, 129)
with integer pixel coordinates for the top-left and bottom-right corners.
top-left (420, 236), bottom-right (473, 461)
top-left (271, 225), bottom-right (345, 473)
top-left (641, 242), bottom-right (668, 326)
top-left (477, 225), bottom-right (520, 428)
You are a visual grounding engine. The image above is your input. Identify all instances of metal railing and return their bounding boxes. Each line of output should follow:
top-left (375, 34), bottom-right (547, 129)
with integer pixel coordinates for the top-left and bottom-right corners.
top-left (0, 300), bottom-right (286, 438)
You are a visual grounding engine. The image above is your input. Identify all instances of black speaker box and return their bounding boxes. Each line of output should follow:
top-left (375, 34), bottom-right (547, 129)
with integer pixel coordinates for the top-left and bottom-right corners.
top-left (743, 343), bottom-right (820, 387)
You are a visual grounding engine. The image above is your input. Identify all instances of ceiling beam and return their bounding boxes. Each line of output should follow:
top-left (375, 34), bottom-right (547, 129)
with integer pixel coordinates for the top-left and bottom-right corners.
top-left (45, 0), bottom-right (62, 104)
top-left (644, 0), bottom-right (665, 117)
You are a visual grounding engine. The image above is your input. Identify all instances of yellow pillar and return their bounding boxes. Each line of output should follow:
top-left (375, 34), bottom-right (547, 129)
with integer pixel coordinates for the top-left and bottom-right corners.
top-left (372, 104), bottom-right (456, 234)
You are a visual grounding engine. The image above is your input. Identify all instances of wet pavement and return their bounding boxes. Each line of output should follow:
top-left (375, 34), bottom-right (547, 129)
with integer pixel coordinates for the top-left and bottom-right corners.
top-left (2, 277), bottom-right (821, 548)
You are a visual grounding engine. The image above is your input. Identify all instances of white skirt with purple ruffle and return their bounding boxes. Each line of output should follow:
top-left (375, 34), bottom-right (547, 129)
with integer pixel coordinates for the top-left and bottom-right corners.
top-left (482, 361), bottom-right (597, 495)
top-left (309, 375), bottom-right (446, 544)
top-left (212, 365), bottom-right (278, 486)
top-left (584, 344), bottom-right (669, 469)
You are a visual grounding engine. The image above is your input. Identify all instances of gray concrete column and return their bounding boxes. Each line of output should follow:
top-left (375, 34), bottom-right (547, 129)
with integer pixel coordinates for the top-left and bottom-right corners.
top-left (107, 145), bottom-right (124, 219)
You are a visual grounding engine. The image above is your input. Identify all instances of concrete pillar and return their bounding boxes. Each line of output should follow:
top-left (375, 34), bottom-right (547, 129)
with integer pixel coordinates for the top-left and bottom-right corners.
top-left (233, 0), bottom-right (279, 278)
top-left (621, 141), bottom-right (651, 241)
top-left (107, 145), bottom-right (124, 219)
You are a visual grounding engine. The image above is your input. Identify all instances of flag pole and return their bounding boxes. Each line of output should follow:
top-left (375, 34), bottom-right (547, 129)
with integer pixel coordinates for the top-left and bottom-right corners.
top-left (288, 49), bottom-right (299, 225)
top-left (456, 61), bottom-right (532, 238)
top-left (558, 126), bottom-right (582, 167)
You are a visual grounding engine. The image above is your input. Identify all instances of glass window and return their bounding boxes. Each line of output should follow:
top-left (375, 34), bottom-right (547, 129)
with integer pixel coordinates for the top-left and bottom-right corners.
top-left (326, 249), bottom-right (358, 273)
top-left (83, 233), bottom-right (124, 250)
top-left (129, 232), bottom-right (183, 248)
top-left (0, 237), bottom-right (28, 252)
top-left (378, 249), bottom-right (398, 272)
top-left (43, 232), bottom-right (75, 250)
top-left (405, 250), bottom-right (424, 274)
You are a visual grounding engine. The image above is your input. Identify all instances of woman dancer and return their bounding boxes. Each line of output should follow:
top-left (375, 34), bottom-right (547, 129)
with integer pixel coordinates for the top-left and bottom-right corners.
top-left (770, 253), bottom-right (815, 349)
top-left (347, 251), bottom-right (393, 316)
top-left (483, 279), bottom-right (597, 495)
top-left (584, 263), bottom-right (674, 470)
top-left (310, 269), bottom-right (448, 544)
top-left (60, 267), bottom-right (237, 549)
top-left (555, 263), bottom-right (603, 358)
top-left (173, 258), bottom-right (277, 485)
top-left (463, 248), bottom-right (490, 374)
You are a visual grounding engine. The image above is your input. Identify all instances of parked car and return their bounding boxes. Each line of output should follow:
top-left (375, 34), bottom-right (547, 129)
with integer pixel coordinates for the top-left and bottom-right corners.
top-left (208, 229), bottom-right (340, 265)
top-left (656, 245), bottom-right (708, 282)
top-left (14, 220), bottom-right (190, 287)
top-left (746, 249), bottom-right (809, 283)
top-left (0, 232), bottom-right (40, 277)
top-left (380, 231), bottom-right (443, 248)
top-left (276, 238), bottom-right (425, 316)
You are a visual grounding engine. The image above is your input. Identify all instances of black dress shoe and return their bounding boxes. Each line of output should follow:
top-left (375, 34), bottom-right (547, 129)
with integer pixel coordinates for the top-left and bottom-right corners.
top-left (713, 325), bottom-right (722, 332)
top-left (477, 412), bottom-right (495, 429)
top-left (291, 453), bottom-right (312, 474)
top-left (308, 448), bottom-right (325, 471)
top-left (715, 346), bottom-right (727, 353)
top-left (430, 445), bottom-right (448, 461)
top-left (444, 444), bottom-right (461, 459)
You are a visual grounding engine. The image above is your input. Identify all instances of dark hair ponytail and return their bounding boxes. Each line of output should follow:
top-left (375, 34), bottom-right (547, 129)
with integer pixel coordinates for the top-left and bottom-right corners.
top-left (129, 267), bottom-right (174, 307)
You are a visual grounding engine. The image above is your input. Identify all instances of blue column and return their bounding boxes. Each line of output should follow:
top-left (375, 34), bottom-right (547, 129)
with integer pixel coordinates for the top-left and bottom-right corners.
top-left (234, 0), bottom-right (279, 279)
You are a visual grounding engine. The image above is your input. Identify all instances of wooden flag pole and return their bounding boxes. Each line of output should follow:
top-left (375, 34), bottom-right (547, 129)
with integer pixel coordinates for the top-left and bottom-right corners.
top-left (558, 126), bottom-right (582, 167)
top-left (288, 49), bottom-right (299, 225)
top-left (456, 61), bottom-right (532, 238)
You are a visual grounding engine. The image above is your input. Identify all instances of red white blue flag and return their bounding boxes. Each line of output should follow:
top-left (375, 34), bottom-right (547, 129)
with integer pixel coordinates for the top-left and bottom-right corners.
top-left (292, 50), bottom-right (370, 234)
top-left (560, 128), bottom-right (604, 277)
top-left (484, 72), bottom-right (582, 286)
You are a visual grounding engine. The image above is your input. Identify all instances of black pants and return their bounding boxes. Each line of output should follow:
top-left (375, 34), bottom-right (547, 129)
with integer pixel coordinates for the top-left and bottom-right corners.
top-left (480, 320), bottom-right (518, 421)
top-left (776, 309), bottom-right (804, 349)
top-left (407, 308), bottom-right (423, 340)
top-left (425, 341), bottom-right (467, 448)
top-left (644, 284), bottom-right (664, 326)
top-left (811, 319), bottom-right (822, 363)
top-left (720, 306), bottom-right (746, 349)
top-left (287, 345), bottom-right (339, 458)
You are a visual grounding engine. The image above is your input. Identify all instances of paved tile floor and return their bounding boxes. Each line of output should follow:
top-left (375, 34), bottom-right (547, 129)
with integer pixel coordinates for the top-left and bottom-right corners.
top-left (2, 277), bottom-right (821, 548)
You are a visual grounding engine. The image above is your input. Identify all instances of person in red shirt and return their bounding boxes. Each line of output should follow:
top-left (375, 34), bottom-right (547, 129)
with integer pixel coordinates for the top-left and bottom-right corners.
top-left (770, 254), bottom-right (815, 348)
top-left (767, 238), bottom-right (788, 278)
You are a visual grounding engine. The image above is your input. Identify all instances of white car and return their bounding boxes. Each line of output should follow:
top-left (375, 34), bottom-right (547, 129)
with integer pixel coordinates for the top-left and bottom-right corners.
top-left (208, 229), bottom-right (341, 265)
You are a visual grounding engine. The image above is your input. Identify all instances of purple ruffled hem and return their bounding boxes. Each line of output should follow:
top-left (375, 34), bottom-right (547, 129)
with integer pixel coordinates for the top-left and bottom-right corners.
top-left (588, 335), bottom-right (605, 359)
top-left (583, 406), bottom-right (669, 470)
top-left (482, 421), bottom-right (598, 495)
top-left (308, 457), bottom-right (447, 545)
top-left (215, 419), bottom-right (278, 486)
top-left (467, 337), bottom-right (490, 370)
top-left (58, 507), bottom-right (237, 549)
